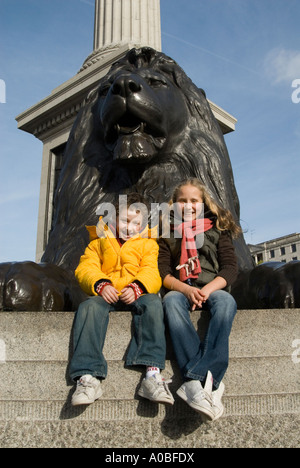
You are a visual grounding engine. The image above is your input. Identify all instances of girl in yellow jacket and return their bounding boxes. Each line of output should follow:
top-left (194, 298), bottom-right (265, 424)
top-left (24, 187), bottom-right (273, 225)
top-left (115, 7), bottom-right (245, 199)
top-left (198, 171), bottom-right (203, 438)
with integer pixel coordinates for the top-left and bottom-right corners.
top-left (69, 193), bottom-right (174, 407)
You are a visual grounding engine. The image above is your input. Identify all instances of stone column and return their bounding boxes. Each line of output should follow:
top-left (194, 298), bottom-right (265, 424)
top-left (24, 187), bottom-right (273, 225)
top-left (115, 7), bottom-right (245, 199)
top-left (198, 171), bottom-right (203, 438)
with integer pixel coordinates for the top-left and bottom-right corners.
top-left (94, 0), bottom-right (161, 52)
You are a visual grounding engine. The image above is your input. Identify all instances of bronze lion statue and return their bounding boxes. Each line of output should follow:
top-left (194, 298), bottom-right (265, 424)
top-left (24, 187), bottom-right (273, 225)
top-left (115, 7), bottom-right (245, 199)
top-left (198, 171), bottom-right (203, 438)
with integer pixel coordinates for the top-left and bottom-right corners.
top-left (0, 48), bottom-right (298, 310)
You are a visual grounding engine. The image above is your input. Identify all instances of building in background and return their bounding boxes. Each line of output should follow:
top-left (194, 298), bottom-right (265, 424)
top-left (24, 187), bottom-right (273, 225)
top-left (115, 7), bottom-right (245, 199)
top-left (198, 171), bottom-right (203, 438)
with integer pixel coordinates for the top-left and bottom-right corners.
top-left (248, 233), bottom-right (300, 265)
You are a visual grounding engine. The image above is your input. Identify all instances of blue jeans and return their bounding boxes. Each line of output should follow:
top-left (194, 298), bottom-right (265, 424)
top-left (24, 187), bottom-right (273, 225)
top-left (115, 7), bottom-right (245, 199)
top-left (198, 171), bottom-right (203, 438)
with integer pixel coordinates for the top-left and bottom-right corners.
top-left (163, 290), bottom-right (237, 389)
top-left (69, 294), bottom-right (166, 381)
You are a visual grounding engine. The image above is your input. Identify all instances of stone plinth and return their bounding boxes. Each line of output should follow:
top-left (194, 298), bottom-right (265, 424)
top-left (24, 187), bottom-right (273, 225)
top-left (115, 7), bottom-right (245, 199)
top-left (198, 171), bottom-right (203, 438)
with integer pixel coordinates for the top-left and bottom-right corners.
top-left (0, 309), bottom-right (299, 448)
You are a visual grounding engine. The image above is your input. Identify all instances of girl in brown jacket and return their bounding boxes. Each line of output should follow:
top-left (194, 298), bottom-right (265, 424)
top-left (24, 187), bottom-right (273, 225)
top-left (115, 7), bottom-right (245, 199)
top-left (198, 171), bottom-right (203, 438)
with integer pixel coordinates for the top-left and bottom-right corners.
top-left (158, 178), bottom-right (242, 421)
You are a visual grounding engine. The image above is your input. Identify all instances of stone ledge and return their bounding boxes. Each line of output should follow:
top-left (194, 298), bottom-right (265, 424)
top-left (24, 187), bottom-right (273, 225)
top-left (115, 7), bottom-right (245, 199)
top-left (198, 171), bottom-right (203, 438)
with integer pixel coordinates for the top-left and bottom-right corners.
top-left (1, 309), bottom-right (299, 361)
top-left (1, 415), bottom-right (299, 448)
top-left (0, 393), bottom-right (299, 423)
top-left (0, 356), bottom-right (299, 404)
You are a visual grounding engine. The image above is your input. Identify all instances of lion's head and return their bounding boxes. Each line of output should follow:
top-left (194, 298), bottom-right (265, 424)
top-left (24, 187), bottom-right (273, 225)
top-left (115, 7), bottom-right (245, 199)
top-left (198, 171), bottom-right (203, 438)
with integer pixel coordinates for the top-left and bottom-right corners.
top-left (42, 48), bottom-right (253, 272)
top-left (99, 48), bottom-right (189, 165)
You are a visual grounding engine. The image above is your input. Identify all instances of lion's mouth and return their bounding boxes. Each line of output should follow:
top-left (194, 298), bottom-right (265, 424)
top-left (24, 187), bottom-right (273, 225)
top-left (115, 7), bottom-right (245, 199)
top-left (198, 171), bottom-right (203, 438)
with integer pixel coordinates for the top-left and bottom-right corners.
top-left (105, 112), bottom-right (165, 146)
top-left (116, 118), bottom-right (146, 136)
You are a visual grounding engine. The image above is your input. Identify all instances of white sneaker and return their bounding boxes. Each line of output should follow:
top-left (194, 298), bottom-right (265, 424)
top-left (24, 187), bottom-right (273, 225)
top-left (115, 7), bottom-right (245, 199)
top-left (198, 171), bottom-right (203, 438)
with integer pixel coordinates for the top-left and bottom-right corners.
top-left (176, 371), bottom-right (214, 420)
top-left (211, 381), bottom-right (225, 421)
top-left (138, 374), bottom-right (175, 405)
top-left (71, 375), bottom-right (103, 406)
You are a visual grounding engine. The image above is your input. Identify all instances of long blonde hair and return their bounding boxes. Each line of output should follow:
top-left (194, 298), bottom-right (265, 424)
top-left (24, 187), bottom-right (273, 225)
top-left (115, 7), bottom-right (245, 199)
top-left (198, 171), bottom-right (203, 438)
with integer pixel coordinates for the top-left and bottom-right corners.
top-left (172, 178), bottom-right (242, 239)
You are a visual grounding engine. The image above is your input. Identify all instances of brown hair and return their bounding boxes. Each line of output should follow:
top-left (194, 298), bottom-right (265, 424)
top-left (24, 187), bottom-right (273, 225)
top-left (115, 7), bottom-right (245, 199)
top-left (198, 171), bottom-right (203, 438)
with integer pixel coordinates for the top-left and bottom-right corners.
top-left (172, 178), bottom-right (242, 239)
top-left (116, 193), bottom-right (149, 227)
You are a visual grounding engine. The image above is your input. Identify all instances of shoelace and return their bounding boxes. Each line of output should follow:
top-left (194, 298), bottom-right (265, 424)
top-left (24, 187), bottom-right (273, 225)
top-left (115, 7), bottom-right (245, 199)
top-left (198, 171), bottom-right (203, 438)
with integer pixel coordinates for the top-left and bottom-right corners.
top-left (196, 389), bottom-right (213, 405)
top-left (159, 378), bottom-right (173, 396)
top-left (76, 379), bottom-right (94, 395)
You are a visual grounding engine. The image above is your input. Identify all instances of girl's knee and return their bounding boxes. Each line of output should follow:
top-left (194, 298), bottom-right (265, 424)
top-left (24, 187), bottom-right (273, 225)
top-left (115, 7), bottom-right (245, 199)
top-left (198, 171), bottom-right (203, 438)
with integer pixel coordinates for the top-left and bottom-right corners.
top-left (163, 291), bottom-right (190, 320)
top-left (208, 290), bottom-right (237, 319)
top-left (210, 290), bottom-right (236, 304)
top-left (163, 291), bottom-right (186, 308)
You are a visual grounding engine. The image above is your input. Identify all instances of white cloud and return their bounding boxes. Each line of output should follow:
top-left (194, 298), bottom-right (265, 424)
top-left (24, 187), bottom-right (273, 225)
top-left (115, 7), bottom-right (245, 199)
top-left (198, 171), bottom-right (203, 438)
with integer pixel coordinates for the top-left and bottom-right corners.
top-left (264, 47), bottom-right (300, 84)
top-left (79, 0), bottom-right (94, 6)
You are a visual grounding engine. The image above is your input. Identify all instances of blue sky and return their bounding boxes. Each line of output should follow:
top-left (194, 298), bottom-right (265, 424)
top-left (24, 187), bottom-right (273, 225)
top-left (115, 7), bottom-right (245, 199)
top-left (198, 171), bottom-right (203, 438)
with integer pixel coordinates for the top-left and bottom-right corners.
top-left (0, 0), bottom-right (299, 263)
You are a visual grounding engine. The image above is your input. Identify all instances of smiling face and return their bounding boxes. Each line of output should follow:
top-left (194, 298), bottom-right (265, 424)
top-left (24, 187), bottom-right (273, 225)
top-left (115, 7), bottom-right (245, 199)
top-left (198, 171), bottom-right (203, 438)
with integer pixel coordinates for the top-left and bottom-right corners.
top-left (175, 184), bottom-right (204, 222)
top-left (117, 207), bottom-right (143, 241)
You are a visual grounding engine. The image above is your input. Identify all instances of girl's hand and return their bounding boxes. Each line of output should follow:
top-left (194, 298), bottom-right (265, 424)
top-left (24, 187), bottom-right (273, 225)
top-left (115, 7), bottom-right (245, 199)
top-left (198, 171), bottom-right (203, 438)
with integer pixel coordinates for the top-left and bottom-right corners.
top-left (198, 277), bottom-right (227, 303)
top-left (120, 287), bottom-right (136, 305)
top-left (197, 285), bottom-right (211, 304)
top-left (183, 285), bottom-right (206, 311)
top-left (101, 285), bottom-right (120, 304)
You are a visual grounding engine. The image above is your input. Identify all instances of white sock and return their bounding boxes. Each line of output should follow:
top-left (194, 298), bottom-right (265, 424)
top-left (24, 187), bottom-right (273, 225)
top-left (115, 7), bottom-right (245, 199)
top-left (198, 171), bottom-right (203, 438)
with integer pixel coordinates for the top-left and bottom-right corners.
top-left (146, 367), bottom-right (160, 379)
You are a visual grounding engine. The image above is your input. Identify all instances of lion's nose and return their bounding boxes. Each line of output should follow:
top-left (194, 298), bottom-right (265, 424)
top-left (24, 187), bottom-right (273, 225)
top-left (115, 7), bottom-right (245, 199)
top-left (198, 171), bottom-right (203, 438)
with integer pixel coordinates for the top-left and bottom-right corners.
top-left (112, 75), bottom-right (142, 97)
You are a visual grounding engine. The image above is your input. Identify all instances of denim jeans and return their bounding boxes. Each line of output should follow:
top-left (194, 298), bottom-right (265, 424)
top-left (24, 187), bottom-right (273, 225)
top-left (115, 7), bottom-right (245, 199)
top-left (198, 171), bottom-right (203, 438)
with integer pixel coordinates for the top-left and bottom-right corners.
top-left (163, 290), bottom-right (237, 389)
top-left (69, 294), bottom-right (166, 381)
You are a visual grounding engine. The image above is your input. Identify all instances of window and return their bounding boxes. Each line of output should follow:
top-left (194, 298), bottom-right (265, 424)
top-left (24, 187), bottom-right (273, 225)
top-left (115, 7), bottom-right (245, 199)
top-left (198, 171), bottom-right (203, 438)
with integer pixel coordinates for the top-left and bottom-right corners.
top-left (291, 244), bottom-right (297, 253)
top-left (269, 250), bottom-right (275, 259)
top-left (280, 247), bottom-right (286, 256)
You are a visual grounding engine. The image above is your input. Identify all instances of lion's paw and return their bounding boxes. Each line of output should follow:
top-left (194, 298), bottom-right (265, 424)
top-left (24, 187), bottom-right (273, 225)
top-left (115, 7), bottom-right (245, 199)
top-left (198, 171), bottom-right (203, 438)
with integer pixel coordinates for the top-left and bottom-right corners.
top-left (0, 261), bottom-right (86, 312)
top-left (232, 261), bottom-right (300, 309)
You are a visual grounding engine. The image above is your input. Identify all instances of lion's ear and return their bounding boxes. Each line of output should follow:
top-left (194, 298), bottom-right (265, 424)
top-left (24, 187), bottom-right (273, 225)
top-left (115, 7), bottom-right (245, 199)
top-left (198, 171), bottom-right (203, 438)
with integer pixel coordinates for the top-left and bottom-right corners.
top-left (199, 88), bottom-right (206, 98)
top-left (169, 65), bottom-right (212, 132)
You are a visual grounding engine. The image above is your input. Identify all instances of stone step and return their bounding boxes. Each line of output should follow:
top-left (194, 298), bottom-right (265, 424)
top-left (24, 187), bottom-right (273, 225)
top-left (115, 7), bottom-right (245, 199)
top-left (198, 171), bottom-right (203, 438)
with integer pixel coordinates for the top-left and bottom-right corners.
top-left (0, 309), bottom-right (299, 448)
top-left (0, 356), bottom-right (299, 401)
top-left (1, 309), bottom-right (299, 361)
top-left (1, 392), bottom-right (299, 422)
top-left (1, 414), bottom-right (299, 448)
top-left (0, 310), bottom-right (299, 415)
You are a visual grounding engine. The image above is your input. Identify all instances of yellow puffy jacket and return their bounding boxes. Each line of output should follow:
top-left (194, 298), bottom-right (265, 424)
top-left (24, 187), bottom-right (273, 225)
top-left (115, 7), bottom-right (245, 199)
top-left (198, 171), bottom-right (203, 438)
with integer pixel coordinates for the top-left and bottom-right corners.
top-left (75, 219), bottom-right (162, 296)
